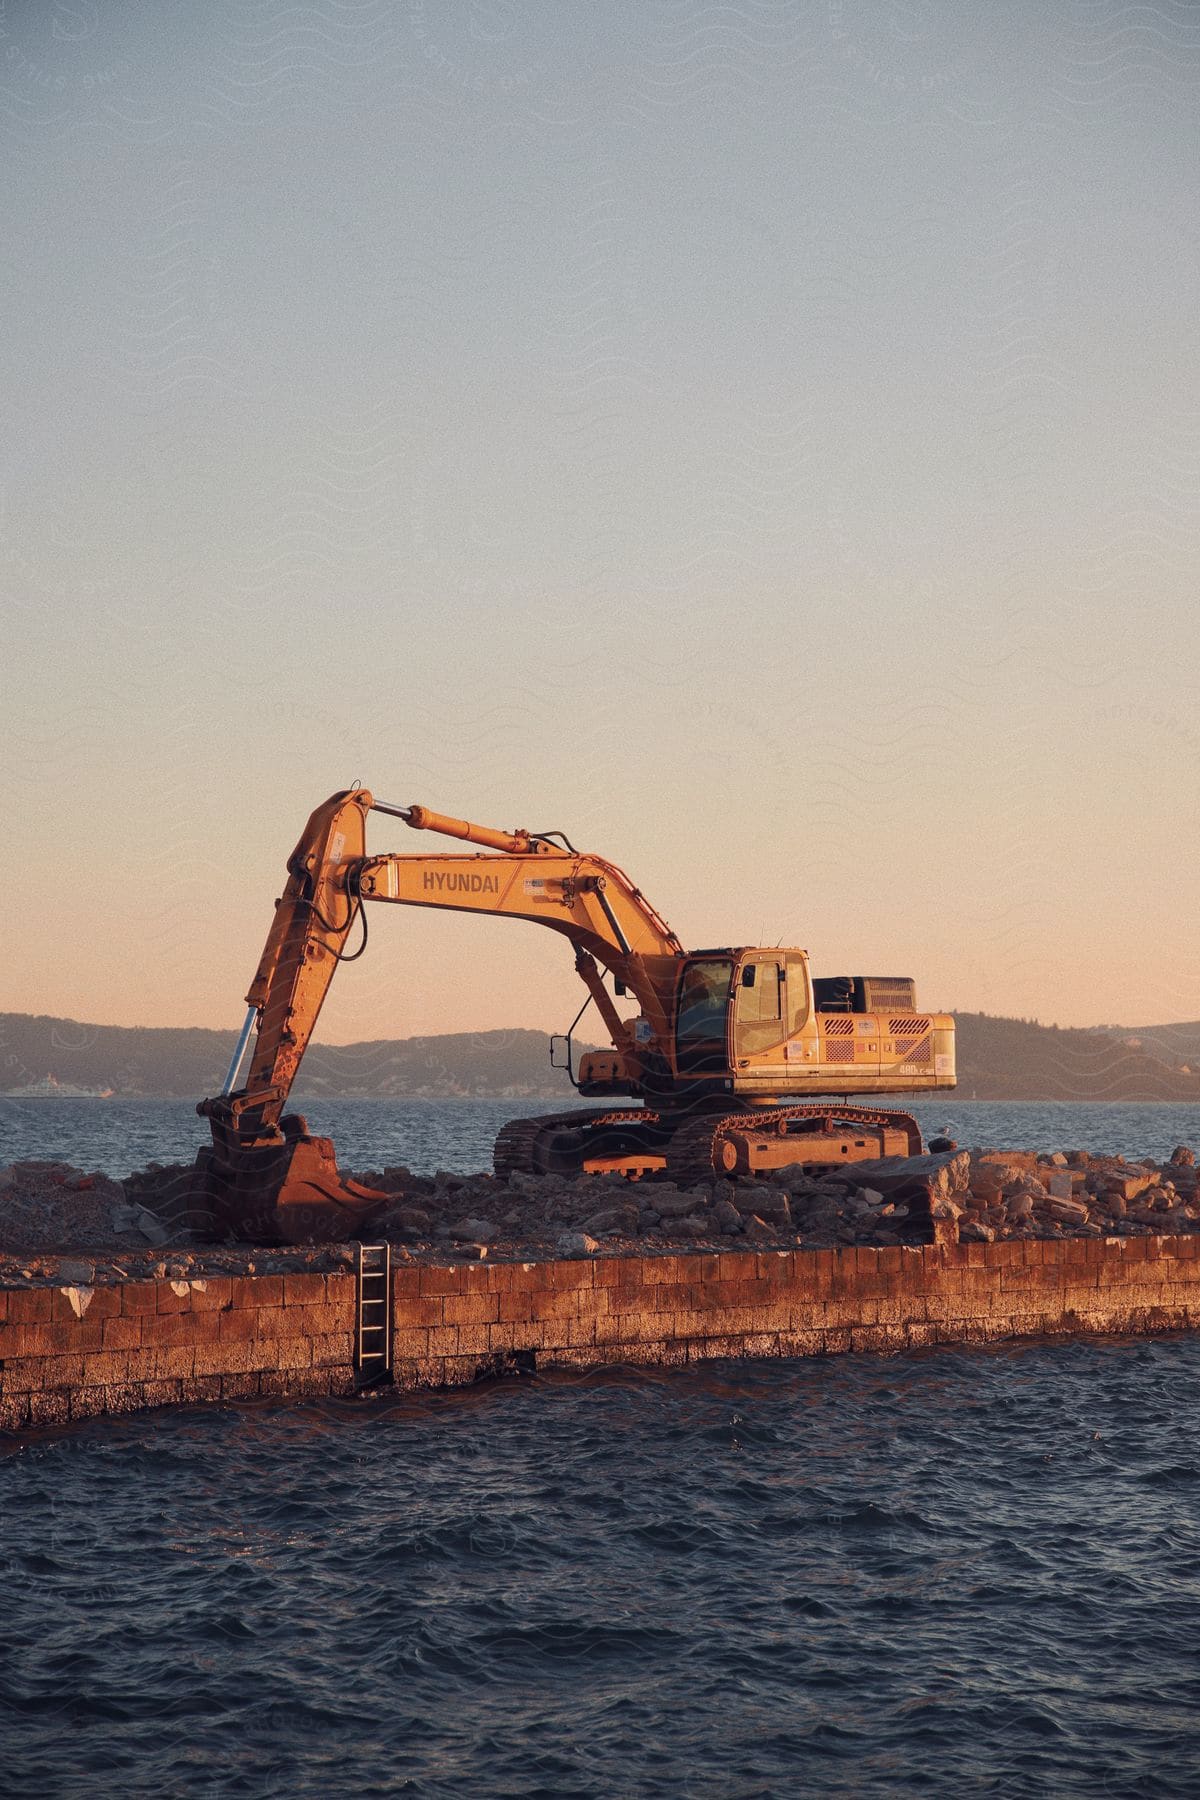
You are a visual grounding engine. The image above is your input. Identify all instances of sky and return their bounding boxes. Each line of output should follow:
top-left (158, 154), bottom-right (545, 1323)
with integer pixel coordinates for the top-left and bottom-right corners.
top-left (3, 1), bottom-right (1199, 1044)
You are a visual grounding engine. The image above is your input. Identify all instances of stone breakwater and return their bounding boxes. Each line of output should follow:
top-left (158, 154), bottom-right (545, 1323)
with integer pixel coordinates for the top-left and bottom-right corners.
top-left (3, 1234), bottom-right (1200, 1432)
top-left (2, 1140), bottom-right (1200, 1430)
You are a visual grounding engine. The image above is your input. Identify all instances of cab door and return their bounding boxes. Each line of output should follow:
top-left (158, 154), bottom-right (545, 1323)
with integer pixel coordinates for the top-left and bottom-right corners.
top-left (733, 957), bottom-right (789, 1070)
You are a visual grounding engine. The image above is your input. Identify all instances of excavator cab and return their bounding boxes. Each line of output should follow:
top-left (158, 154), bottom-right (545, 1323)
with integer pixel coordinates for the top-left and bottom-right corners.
top-left (673, 950), bottom-right (812, 1082)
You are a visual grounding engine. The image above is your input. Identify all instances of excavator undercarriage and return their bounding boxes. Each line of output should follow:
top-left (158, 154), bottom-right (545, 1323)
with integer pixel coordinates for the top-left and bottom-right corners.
top-left (492, 1103), bottom-right (922, 1187)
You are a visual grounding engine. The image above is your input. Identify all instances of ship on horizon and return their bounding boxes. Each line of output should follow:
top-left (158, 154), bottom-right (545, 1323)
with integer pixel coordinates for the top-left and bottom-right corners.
top-left (4, 1073), bottom-right (115, 1099)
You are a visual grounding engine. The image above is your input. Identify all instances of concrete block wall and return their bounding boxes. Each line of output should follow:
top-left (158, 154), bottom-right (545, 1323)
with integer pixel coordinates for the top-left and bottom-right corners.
top-left (0, 1272), bottom-right (356, 1429)
top-left (3, 1237), bottom-right (1200, 1430)
top-left (390, 1235), bottom-right (1200, 1388)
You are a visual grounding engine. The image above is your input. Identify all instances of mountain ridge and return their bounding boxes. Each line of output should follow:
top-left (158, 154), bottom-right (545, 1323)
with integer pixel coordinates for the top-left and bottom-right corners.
top-left (3, 1010), bottom-right (1199, 1103)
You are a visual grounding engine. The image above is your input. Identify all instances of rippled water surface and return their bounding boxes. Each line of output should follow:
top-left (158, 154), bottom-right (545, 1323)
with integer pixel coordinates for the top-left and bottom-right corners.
top-left (4, 1343), bottom-right (1200, 1797)
top-left (3, 1100), bottom-right (1200, 1794)
top-left (2, 1095), bottom-right (1198, 1176)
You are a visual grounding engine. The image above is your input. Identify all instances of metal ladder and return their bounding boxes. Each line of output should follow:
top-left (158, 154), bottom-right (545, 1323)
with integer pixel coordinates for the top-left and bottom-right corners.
top-left (355, 1243), bottom-right (392, 1386)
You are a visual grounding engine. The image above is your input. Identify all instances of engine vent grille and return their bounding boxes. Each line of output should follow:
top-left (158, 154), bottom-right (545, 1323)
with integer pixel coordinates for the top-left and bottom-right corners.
top-left (859, 977), bottom-right (917, 1012)
top-left (890, 1016), bottom-right (931, 1037)
top-left (823, 1017), bottom-right (854, 1036)
top-left (824, 1041), bottom-right (855, 1063)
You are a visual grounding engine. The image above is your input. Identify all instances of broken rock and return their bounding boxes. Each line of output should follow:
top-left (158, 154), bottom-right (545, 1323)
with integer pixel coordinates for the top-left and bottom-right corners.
top-left (736, 1187), bottom-right (791, 1228)
top-left (556, 1232), bottom-right (601, 1257)
top-left (449, 1217), bottom-right (499, 1244)
top-left (582, 1204), bottom-right (641, 1237)
top-left (655, 1191), bottom-right (710, 1220)
top-left (713, 1199), bottom-right (743, 1235)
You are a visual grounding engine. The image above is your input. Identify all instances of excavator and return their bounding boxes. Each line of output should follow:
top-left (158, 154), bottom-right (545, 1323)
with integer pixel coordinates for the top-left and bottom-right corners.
top-left (193, 788), bottom-right (956, 1243)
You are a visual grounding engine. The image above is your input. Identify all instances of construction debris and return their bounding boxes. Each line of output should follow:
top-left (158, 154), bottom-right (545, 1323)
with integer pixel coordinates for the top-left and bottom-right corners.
top-left (360, 1143), bottom-right (1200, 1255)
top-left (0, 1146), bottom-right (1195, 1284)
top-left (0, 1162), bottom-right (146, 1254)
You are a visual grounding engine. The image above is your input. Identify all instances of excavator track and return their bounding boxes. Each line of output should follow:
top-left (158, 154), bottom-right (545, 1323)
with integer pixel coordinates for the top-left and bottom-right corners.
top-left (664, 1104), bottom-right (923, 1189)
top-left (494, 1107), bottom-right (662, 1179)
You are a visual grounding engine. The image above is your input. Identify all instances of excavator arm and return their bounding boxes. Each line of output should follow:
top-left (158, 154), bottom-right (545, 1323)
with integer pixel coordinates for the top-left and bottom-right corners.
top-left (194, 788), bottom-right (682, 1242)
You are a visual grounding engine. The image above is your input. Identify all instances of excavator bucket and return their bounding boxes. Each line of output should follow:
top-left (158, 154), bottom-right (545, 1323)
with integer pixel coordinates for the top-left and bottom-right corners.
top-left (191, 1116), bottom-right (390, 1246)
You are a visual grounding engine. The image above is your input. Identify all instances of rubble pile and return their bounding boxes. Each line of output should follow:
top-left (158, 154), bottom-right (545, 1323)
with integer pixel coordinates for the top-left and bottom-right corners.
top-left (0, 1161), bottom-right (172, 1255)
top-left (362, 1142), bottom-right (1200, 1256)
top-left (952, 1145), bottom-right (1199, 1245)
top-left (0, 1144), bottom-right (1196, 1274)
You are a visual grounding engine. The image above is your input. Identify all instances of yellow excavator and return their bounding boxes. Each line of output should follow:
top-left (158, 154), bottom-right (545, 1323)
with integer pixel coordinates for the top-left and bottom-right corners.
top-left (194, 789), bottom-right (955, 1242)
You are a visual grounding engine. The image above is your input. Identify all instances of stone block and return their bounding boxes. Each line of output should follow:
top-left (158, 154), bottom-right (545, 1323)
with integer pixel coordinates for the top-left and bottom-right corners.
top-left (530, 1288), bottom-right (583, 1324)
top-left (218, 1306), bottom-right (267, 1343)
top-left (453, 1324), bottom-right (494, 1356)
top-left (424, 1325), bottom-right (461, 1356)
top-left (153, 1282), bottom-right (192, 1315)
top-left (976, 1149), bottom-right (1040, 1176)
top-left (283, 1302), bottom-right (350, 1337)
top-left (220, 1373), bottom-right (261, 1400)
top-left (496, 1289), bottom-right (533, 1324)
top-left (419, 1263), bottom-right (472, 1297)
top-left (1102, 1172), bottom-right (1160, 1203)
top-left (638, 1255), bottom-right (682, 1286)
top-left (392, 1296), bottom-right (445, 1329)
top-left (308, 1332), bottom-right (354, 1368)
top-left (441, 1292), bottom-right (499, 1327)
top-left (121, 1284), bottom-right (158, 1317)
top-left (392, 1356), bottom-right (448, 1389)
top-left (194, 1339), bottom-right (262, 1377)
top-left (28, 1391), bottom-right (70, 1426)
top-left (590, 1260), bottom-right (636, 1288)
top-left (755, 1250), bottom-right (797, 1282)
top-left (70, 1285), bottom-right (121, 1321)
top-left (139, 1380), bottom-right (184, 1410)
top-left (232, 1275), bottom-right (284, 1309)
top-left (0, 1395), bottom-right (34, 1428)
top-left (391, 1265), bottom-right (423, 1300)
top-left (441, 1355), bottom-right (487, 1386)
top-left (140, 1310), bottom-right (213, 1348)
top-left (95, 1381), bottom-right (142, 1413)
top-left (181, 1377), bottom-right (223, 1405)
top-left (6, 1289), bottom-right (53, 1324)
top-left (489, 1320), bottom-right (545, 1353)
top-left (7, 1321), bottom-right (87, 1359)
top-left (78, 1350), bottom-right (133, 1388)
top-left (188, 1278), bottom-right (233, 1312)
top-left (69, 1387), bottom-right (112, 1420)
top-left (391, 1325), bottom-right (430, 1359)
top-left (283, 1274), bottom-right (327, 1307)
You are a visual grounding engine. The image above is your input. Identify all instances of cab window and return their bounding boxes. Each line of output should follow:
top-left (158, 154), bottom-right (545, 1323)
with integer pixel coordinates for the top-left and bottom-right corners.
top-left (740, 961), bottom-right (781, 1024)
top-left (676, 958), bottom-right (732, 1074)
top-left (785, 956), bottom-right (810, 1036)
top-left (735, 960), bottom-right (788, 1058)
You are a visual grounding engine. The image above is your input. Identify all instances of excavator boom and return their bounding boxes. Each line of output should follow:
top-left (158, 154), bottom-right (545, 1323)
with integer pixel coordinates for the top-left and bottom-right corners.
top-left (194, 789), bottom-right (683, 1241)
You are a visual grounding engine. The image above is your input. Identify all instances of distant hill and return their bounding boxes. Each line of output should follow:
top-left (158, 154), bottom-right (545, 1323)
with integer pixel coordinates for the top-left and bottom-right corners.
top-left (2, 1009), bottom-right (1199, 1103)
top-left (0, 1014), bottom-right (587, 1101)
top-left (951, 1013), bottom-right (1200, 1102)
top-left (1118, 1022), bottom-right (1200, 1074)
